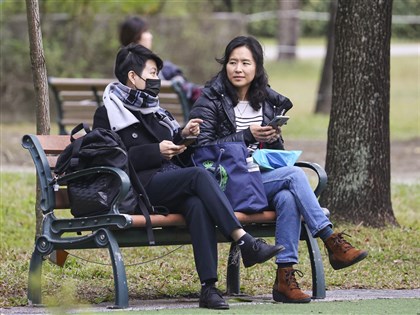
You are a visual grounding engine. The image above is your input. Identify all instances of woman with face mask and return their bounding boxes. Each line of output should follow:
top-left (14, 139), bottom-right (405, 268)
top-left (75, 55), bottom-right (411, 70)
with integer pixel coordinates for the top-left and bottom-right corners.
top-left (93, 43), bottom-right (284, 310)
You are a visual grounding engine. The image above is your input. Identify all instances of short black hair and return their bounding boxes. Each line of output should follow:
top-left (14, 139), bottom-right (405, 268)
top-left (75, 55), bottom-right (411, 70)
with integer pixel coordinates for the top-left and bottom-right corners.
top-left (114, 43), bottom-right (163, 84)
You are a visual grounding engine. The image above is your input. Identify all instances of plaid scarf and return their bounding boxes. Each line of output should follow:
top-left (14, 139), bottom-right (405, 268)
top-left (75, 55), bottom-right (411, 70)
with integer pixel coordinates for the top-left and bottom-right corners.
top-left (103, 82), bottom-right (180, 135)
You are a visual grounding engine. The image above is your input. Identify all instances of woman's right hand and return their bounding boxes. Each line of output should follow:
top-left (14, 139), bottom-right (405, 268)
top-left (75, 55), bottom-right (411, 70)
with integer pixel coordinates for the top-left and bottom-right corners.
top-left (159, 140), bottom-right (187, 160)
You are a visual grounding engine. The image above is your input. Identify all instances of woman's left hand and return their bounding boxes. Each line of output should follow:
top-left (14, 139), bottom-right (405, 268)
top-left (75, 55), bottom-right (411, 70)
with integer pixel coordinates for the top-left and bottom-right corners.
top-left (267, 126), bottom-right (281, 143)
top-left (182, 118), bottom-right (203, 137)
top-left (250, 125), bottom-right (281, 143)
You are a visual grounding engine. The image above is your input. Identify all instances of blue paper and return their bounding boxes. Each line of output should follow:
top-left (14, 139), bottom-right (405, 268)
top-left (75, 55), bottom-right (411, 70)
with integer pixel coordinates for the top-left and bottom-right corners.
top-left (252, 149), bottom-right (302, 170)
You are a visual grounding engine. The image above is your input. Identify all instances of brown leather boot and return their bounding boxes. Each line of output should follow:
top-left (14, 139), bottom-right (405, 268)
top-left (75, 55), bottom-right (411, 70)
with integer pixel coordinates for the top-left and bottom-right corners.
top-left (324, 231), bottom-right (368, 270)
top-left (272, 267), bottom-right (311, 303)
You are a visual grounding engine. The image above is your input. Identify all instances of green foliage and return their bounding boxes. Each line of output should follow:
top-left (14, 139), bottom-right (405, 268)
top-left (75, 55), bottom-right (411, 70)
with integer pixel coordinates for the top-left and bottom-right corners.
top-left (392, 0), bottom-right (420, 38)
top-left (0, 0), bottom-right (166, 122)
top-left (1, 0), bottom-right (418, 122)
top-left (243, 0), bottom-right (420, 39)
top-left (37, 0), bottom-right (163, 15)
top-left (0, 171), bottom-right (418, 307)
top-left (0, 11), bottom-right (34, 122)
top-left (299, 0), bottom-right (330, 37)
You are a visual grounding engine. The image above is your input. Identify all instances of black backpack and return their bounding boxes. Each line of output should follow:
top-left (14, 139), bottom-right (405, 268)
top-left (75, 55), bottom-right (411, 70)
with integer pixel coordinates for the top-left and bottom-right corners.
top-left (55, 123), bottom-right (160, 244)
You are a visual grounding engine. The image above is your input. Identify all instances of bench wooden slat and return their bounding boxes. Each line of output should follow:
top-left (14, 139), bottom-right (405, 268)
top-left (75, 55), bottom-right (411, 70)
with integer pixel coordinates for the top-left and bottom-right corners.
top-left (55, 190), bottom-right (70, 208)
top-left (61, 101), bottom-right (98, 107)
top-left (60, 119), bottom-right (93, 127)
top-left (36, 135), bottom-right (70, 153)
top-left (48, 78), bottom-right (115, 91)
top-left (47, 156), bottom-right (59, 169)
top-left (129, 211), bottom-right (277, 228)
top-left (54, 187), bottom-right (277, 225)
top-left (60, 91), bottom-right (99, 101)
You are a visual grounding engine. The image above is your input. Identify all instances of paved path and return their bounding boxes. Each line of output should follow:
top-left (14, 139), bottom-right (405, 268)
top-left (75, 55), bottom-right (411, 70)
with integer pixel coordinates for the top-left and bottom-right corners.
top-left (1, 289), bottom-right (419, 314)
top-left (264, 43), bottom-right (420, 60)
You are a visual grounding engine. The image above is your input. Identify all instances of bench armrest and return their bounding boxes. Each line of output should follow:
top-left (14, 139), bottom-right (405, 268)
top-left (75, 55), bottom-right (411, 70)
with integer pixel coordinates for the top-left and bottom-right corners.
top-left (46, 213), bottom-right (133, 237)
top-left (56, 166), bottom-right (131, 214)
top-left (294, 161), bottom-right (328, 197)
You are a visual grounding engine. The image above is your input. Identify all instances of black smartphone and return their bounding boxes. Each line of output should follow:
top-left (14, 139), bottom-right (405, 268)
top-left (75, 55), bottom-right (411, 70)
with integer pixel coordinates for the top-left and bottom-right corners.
top-left (177, 136), bottom-right (198, 146)
top-left (268, 115), bottom-right (290, 127)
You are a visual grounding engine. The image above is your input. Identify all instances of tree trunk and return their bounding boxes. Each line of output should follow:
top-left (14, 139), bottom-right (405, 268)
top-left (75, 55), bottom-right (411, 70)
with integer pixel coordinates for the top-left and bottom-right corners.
top-left (26, 0), bottom-right (50, 236)
top-left (277, 0), bottom-right (300, 60)
top-left (314, 0), bottom-right (337, 114)
top-left (319, 0), bottom-right (397, 227)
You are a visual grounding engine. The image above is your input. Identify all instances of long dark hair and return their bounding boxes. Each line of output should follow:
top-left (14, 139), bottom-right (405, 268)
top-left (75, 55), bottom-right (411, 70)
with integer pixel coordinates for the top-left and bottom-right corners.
top-left (215, 36), bottom-right (268, 110)
top-left (119, 16), bottom-right (149, 46)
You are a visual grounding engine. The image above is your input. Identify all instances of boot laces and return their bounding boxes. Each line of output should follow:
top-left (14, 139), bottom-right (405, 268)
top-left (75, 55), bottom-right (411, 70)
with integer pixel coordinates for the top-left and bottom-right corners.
top-left (285, 269), bottom-right (304, 290)
top-left (331, 231), bottom-right (355, 253)
top-left (228, 238), bottom-right (268, 266)
top-left (252, 238), bottom-right (268, 251)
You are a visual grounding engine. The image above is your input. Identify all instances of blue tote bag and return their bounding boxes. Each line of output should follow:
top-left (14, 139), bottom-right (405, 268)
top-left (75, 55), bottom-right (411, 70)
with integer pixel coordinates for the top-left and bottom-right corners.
top-left (192, 142), bottom-right (268, 213)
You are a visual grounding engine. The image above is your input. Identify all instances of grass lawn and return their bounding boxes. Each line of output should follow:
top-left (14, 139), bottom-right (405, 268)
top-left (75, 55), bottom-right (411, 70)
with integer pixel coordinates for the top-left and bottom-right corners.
top-left (95, 298), bottom-right (420, 314)
top-left (0, 172), bottom-right (418, 308)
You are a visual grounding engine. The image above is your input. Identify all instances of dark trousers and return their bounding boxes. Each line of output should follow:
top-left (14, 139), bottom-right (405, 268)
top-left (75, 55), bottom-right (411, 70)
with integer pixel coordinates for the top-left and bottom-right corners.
top-left (146, 167), bottom-right (242, 283)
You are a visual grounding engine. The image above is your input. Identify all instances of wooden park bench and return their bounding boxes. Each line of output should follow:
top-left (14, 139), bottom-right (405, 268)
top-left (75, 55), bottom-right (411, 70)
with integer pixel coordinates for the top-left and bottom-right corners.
top-left (48, 77), bottom-right (191, 135)
top-left (22, 133), bottom-right (329, 309)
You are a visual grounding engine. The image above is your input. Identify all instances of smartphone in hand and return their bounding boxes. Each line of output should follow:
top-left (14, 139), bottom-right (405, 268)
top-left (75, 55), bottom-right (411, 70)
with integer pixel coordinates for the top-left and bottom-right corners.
top-left (268, 115), bottom-right (290, 127)
top-left (177, 136), bottom-right (198, 146)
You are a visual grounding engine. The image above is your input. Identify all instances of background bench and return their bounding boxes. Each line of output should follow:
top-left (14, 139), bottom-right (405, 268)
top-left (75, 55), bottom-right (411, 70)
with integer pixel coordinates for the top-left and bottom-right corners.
top-left (22, 133), bottom-right (328, 309)
top-left (48, 77), bottom-right (191, 135)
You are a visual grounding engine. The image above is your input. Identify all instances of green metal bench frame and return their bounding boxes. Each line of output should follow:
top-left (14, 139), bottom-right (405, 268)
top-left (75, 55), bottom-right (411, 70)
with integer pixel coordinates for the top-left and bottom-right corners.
top-left (22, 134), bottom-right (328, 309)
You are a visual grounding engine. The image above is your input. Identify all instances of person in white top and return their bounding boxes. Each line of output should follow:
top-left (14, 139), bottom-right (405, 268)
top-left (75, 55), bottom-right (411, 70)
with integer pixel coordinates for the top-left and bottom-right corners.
top-left (190, 36), bottom-right (368, 304)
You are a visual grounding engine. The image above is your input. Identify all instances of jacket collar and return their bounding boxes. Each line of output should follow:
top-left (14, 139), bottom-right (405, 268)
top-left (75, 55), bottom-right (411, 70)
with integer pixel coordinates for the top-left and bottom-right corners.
top-left (202, 74), bottom-right (292, 120)
top-left (201, 74), bottom-right (226, 100)
top-left (203, 74), bottom-right (237, 127)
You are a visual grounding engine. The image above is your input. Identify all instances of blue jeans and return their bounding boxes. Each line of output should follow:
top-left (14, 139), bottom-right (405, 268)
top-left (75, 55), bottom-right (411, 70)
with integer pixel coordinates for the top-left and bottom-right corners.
top-left (261, 166), bottom-right (332, 264)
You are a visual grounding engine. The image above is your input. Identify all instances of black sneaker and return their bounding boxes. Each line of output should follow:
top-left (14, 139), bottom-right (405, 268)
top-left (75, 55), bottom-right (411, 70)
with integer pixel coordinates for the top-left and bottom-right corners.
top-left (239, 236), bottom-right (285, 268)
top-left (199, 284), bottom-right (229, 310)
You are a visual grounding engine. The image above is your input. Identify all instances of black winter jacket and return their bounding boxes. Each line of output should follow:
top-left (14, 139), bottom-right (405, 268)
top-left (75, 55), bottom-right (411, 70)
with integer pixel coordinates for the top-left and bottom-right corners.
top-left (189, 75), bottom-right (293, 150)
top-left (93, 106), bottom-right (185, 186)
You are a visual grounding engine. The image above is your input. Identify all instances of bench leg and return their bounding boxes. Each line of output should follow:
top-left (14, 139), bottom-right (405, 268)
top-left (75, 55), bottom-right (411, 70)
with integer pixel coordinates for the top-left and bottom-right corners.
top-left (226, 242), bottom-right (241, 295)
top-left (301, 222), bottom-right (326, 299)
top-left (28, 249), bottom-right (43, 306)
top-left (96, 229), bottom-right (129, 309)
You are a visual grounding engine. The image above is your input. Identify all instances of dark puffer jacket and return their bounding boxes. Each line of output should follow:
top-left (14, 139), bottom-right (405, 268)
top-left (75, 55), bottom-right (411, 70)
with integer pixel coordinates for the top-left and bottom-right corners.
top-left (189, 74), bottom-right (293, 150)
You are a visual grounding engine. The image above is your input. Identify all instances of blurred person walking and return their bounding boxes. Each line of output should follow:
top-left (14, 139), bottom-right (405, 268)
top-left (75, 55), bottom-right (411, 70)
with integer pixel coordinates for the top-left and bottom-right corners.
top-left (119, 16), bottom-right (202, 105)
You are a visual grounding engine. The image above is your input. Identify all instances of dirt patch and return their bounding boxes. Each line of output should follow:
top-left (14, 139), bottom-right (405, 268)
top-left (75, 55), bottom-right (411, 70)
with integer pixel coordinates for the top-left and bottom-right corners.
top-left (286, 138), bottom-right (420, 184)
